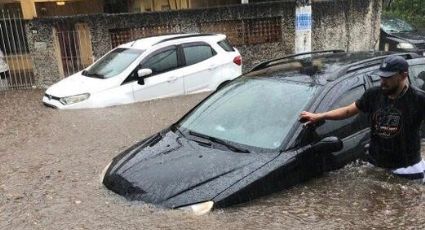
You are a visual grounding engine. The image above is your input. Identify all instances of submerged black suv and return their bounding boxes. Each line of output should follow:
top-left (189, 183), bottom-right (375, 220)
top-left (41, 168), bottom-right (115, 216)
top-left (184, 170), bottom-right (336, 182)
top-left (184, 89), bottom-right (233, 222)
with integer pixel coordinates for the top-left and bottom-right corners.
top-left (102, 50), bottom-right (425, 214)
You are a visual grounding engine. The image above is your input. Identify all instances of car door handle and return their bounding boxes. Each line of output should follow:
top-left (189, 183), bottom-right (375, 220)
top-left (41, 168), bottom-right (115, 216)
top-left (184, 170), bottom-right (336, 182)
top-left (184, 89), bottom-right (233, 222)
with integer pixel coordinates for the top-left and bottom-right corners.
top-left (167, 76), bottom-right (177, 82)
top-left (208, 65), bottom-right (217, 70)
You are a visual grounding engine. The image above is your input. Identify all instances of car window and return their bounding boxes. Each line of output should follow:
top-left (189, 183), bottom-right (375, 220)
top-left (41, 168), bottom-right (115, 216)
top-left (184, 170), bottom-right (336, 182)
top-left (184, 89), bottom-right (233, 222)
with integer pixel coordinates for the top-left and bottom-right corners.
top-left (142, 48), bottom-right (178, 75)
top-left (316, 80), bottom-right (367, 138)
top-left (409, 64), bottom-right (425, 91)
top-left (218, 39), bottom-right (235, 52)
top-left (83, 48), bottom-right (144, 79)
top-left (178, 78), bottom-right (317, 151)
top-left (183, 45), bottom-right (216, 66)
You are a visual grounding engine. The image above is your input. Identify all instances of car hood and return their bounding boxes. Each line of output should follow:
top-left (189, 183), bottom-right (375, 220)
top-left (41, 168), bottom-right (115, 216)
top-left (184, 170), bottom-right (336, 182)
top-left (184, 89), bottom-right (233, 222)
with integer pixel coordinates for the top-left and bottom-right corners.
top-left (45, 72), bottom-right (116, 97)
top-left (388, 31), bottom-right (425, 44)
top-left (103, 130), bottom-right (277, 208)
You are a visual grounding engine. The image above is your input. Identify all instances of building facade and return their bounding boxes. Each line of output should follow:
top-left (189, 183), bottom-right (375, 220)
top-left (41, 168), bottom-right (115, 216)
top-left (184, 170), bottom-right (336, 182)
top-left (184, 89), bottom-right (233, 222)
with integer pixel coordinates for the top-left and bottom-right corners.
top-left (0, 0), bottom-right (383, 90)
top-left (0, 0), bottom-right (247, 19)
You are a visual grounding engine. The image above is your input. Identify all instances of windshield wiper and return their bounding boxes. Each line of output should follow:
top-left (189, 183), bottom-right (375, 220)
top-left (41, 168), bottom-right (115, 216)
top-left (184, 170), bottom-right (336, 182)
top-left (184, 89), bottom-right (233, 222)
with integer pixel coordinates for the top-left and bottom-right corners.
top-left (83, 70), bottom-right (104, 78)
top-left (171, 124), bottom-right (186, 138)
top-left (387, 29), bottom-right (400, 33)
top-left (188, 130), bottom-right (250, 153)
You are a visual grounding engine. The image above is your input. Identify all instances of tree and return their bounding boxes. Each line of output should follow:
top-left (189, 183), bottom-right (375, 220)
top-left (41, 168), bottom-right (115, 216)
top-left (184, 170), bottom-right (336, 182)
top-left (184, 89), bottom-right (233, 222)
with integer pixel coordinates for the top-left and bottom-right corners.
top-left (384, 0), bottom-right (425, 27)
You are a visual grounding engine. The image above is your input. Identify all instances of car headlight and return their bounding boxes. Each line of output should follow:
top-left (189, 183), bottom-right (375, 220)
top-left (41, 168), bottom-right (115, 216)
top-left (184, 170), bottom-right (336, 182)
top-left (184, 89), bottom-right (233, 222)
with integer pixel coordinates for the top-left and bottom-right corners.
top-left (59, 93), bottom-right (90, 105)
top-left (397, 42), bottom-right (414, 49)
top-left (178, 201), bottom-right (214, 215)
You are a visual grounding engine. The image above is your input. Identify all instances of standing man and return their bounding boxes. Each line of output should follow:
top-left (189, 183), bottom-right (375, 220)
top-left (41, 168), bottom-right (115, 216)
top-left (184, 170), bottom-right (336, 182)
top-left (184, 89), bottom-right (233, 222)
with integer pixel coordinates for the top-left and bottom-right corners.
top-left (300, 55), bottom-right (425, 182)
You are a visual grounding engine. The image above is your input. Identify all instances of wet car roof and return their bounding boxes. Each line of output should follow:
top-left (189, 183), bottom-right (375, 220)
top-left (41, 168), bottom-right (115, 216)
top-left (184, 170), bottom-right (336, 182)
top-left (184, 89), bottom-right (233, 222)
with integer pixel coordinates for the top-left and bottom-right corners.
top-left (245, 51), bottom-right (417, 85)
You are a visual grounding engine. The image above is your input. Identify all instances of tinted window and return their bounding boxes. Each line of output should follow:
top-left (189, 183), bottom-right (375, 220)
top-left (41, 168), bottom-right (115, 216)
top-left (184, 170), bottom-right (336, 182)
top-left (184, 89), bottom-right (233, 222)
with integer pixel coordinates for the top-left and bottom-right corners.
top-left (409, 64), bottom-right (425, 91)
top-left (316, 84), bottom-right (366, 138)
top-left (218, 39), bottom-right (235, 52)
top-left (142, 49), bottom-right (178, 74)
top-left (183, 45), bottom-right (216, 66)
top-left (179, 78), bottom-right (317, 150)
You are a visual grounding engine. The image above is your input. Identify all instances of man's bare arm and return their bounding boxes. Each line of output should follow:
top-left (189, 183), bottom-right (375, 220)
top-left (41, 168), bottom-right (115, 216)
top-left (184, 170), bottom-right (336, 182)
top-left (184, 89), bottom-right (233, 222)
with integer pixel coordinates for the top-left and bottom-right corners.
top-left (299, 102), bottom-right (360, 124)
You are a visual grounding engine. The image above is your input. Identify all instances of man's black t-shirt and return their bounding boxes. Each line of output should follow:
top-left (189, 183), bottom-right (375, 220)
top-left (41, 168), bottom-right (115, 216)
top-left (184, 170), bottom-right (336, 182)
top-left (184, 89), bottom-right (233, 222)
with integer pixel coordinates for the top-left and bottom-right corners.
top-left (355, 85), bottom-right (425, 169)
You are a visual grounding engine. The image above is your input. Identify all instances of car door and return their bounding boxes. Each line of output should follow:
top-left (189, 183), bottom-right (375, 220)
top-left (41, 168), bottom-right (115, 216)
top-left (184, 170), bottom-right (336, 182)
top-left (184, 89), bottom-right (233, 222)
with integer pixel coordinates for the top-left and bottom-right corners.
top-left (313, 75), bottom-right (369, 170)
top-left (132, 46), bottom-right (184, 102)
top-left (408, 62), bottom-right (425, 91)
top-left (406, 60), bottom-right (425, 136)
top-left (178, 42), bottom-right (219, 94)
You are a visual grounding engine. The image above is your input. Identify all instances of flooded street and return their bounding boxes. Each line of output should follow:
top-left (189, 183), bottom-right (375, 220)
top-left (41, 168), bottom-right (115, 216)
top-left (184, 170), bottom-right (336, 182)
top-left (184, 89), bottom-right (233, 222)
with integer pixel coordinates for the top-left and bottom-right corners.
top-left (1, 90), bottom-right (425, 230)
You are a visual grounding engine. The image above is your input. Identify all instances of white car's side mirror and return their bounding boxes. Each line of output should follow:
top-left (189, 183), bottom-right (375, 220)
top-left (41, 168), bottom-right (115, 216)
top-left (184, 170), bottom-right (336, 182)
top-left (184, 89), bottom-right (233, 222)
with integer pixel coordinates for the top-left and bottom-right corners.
top-left (137, 68), bottom-right (152, 78)
top-left (137, 68), bottom-right (152, 85)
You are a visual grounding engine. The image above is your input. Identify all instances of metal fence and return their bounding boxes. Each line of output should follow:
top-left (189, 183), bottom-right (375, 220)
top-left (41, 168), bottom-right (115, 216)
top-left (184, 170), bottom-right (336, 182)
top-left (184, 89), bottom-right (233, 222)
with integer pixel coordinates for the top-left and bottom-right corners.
top-left (110, 24), bottom-right (182, 48)
top-left (200, 17), bottom-right (282, 46)
top-left (0, 9), bottom-right (34, 91)
top-left (109, 17), bottom-right (282, 49)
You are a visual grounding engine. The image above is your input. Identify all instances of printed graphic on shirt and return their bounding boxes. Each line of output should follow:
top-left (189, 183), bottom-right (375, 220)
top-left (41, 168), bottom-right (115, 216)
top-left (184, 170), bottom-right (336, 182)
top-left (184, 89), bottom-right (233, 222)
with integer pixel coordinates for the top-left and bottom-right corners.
top-left (372, 106), bottom-right (403, 138)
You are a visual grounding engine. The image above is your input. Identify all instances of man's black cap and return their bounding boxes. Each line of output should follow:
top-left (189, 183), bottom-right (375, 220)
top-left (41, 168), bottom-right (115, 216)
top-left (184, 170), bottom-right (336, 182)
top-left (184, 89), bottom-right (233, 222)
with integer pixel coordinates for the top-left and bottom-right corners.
top-left (374, 56), bottom-right (409, 78)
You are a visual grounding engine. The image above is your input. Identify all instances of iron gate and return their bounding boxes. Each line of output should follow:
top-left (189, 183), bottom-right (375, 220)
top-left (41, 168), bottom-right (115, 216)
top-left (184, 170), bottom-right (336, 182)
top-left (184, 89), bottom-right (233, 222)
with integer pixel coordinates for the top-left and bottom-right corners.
top-left (0, 8), bottom-right (34, 91)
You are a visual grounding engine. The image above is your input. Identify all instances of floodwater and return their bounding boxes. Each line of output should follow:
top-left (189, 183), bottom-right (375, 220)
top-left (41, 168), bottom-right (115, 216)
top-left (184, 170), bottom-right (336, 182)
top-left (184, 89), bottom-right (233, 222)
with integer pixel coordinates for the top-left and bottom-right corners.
top-left (1, 90), bottom-right (424, 230)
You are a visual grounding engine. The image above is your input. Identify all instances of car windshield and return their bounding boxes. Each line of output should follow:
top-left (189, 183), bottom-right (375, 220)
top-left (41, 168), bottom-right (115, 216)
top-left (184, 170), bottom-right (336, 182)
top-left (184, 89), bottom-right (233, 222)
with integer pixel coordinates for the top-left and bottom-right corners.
top-left (381, 18), bottom-right (416, 33)
top-left (83, 48), bottom-right (144, 79)
top-left (178, 78), bottom-right (317, 151)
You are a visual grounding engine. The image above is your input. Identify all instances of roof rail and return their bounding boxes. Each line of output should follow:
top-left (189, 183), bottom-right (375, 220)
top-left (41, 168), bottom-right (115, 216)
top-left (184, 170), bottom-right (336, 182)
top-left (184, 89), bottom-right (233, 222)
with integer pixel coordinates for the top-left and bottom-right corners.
top-left (250, 50), bottom-right (345, 72)
top-left (326, 52), bottom-right (421, 81)
top-left (153, 33), bottom-right (218, 46)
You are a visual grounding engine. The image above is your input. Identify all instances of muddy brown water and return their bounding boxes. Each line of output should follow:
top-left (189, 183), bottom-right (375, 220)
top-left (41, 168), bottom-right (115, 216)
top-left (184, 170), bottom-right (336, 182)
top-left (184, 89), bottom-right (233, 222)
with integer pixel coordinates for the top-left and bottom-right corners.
top-left (1, 90), bottom-right (424, 230)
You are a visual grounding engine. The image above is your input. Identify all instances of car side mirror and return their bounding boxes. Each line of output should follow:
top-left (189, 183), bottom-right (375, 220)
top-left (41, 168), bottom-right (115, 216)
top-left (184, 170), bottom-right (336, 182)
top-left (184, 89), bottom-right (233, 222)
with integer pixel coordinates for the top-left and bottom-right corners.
top-left (311, 136), bottom-right (343, 153)
top-left (137, 68), bottom-right (152, 85)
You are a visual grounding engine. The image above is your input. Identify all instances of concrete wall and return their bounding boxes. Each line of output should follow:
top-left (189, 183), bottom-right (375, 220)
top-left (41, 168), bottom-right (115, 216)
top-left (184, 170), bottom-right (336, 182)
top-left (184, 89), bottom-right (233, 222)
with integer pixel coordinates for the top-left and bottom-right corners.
top-left (25, 21), bottom-right (62, 87)
top-left (26, 0), bottom-right (382, 88)
top-left (312, 0), bottom-right (382, 51)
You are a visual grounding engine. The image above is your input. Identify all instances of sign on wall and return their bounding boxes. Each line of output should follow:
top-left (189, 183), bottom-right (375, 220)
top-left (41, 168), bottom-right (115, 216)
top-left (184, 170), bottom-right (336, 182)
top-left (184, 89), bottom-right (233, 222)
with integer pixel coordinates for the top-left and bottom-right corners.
top-left (295, 4), bottom-right (312, 54)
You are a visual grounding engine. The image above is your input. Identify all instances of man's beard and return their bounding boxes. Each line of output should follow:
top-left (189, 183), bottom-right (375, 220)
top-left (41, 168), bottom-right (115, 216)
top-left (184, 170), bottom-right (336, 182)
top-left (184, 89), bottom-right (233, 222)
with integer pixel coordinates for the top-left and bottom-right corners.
top-left (381, 85), bottom-right (398, 96)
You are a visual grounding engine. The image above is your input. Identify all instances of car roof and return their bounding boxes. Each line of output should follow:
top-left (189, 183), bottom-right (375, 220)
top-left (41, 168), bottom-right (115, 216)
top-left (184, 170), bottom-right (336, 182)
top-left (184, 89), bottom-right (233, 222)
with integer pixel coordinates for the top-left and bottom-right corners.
top-left (118, 33), bottom-right (226, 50)
top-left (246, 50), bottom-right (423, 85)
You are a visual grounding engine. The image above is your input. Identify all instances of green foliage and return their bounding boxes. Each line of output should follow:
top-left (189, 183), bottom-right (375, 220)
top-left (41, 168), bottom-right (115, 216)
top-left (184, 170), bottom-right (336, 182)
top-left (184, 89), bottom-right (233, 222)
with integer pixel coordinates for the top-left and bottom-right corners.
top-left (384, 0), bottom-right (425, 28)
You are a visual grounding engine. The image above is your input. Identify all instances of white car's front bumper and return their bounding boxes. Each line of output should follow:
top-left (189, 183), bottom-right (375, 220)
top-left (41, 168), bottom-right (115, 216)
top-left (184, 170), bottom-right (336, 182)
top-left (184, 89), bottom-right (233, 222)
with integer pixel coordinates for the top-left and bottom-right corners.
top-left (42, 94), bottom-right (63, 109)
top-left (42, 94), bottom-right (89, 109)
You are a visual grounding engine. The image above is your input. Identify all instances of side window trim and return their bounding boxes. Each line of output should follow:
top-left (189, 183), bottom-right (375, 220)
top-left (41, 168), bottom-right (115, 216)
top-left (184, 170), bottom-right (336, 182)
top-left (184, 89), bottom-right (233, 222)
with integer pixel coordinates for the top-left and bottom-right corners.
top-left (181, 41), bottom-right (213, 48)
top-left (139, 45), bottom-right (180, 77)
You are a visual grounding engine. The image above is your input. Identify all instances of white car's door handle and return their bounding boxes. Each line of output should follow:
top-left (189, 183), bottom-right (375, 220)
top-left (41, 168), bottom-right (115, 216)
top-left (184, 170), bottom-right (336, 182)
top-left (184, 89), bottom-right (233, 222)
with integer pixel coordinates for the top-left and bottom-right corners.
top-left (167, 76), bottom-right (177, 82)
top-left (208, 65), bottom-right (217, 70)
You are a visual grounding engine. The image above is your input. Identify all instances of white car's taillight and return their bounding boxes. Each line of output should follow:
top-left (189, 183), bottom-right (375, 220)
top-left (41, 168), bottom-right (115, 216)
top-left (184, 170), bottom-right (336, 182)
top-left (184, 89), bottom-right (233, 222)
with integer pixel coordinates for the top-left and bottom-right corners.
top-left (233, 55), bottom-right (242, 66)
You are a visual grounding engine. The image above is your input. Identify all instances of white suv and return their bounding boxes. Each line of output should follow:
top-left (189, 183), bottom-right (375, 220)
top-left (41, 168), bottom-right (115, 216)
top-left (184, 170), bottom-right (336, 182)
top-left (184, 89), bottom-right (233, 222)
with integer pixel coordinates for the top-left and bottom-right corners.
top-left (43, 33), bottom-right (242, 109)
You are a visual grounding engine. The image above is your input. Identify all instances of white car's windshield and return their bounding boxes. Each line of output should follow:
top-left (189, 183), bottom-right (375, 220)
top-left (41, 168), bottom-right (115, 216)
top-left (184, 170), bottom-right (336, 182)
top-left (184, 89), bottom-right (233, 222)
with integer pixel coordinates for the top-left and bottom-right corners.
top-left (179, 78), bottom-right (317, 150)
top-left (83, 48), bottom-right (144, 79)
top-left (382, 18), bottom-right (416, 33)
